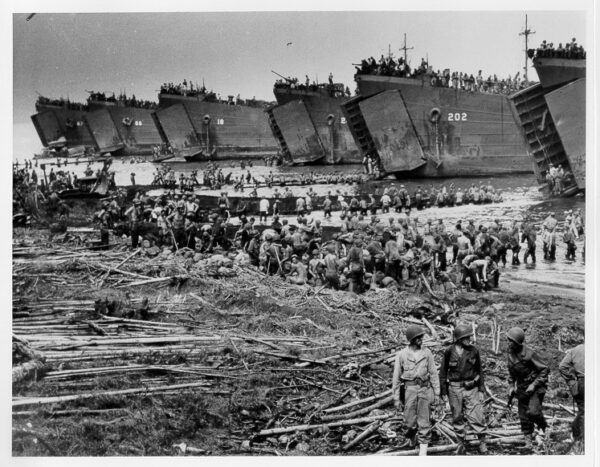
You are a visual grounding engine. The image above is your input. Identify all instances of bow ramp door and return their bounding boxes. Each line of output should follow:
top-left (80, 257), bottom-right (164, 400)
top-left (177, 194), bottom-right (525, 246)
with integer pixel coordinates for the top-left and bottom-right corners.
top-left (31, 111), bottom-right (63, 147)
top-left (271, 100), bottom-right (325, 164)
top-left (544, 78), bottom-right (586, 189)
top-left (84, 107), bottom-right (125, 153)
top-left (359, 90), bottom-right (426, 173)
top-left (153, 103), bottom-right (201, 151)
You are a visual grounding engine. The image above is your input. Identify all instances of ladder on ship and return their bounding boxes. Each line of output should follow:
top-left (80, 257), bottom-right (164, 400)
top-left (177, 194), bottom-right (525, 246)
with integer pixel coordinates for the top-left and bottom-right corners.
top-left (509, 84), bottom-right (574, 187)
top-left (341, 96), bottom-right (377, 159)
top-left (266, 107), bottom-right (292, 161)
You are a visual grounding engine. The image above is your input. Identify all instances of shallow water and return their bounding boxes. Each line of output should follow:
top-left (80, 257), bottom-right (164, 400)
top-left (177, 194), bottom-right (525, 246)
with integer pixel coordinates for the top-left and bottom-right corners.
top-left (20, 156), bottom-right (585, 295)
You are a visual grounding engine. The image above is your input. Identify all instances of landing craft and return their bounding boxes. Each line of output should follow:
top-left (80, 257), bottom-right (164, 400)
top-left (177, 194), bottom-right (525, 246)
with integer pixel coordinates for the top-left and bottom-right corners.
top-left (267, 72), bottom-right (361, 165)
top-left (342, 32), bottom-right (533, 179)
top-left (153, 82), bottom-right (280, 161)
top-left (31, 83), bottom-right (281, 160)
top-left (31, 92), bottom-right (162, 156)
top-left (509, 44), bottom-right (586, 196)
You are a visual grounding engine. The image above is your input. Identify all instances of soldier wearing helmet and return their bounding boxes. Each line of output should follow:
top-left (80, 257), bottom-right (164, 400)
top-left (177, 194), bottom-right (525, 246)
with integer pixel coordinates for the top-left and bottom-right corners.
top-left (96, 200), bottom-right (112, 249)
top-left (506, 327), bottom-right (549, 449)
top-left (392, 325), bottom-right (440, 456)
top-left (124, 200), bottom-right (144, 249)
top-left (439, 324), bottom-right (488, 454)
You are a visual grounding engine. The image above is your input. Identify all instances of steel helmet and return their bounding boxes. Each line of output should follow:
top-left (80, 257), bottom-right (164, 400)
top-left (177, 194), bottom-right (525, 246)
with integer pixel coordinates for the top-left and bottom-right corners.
top-left (406, 325), bottom-right (425, 343)
top-left (454, 324), bottom-right (473, 341)
top-left (506, 327), bottom-right (525, 345)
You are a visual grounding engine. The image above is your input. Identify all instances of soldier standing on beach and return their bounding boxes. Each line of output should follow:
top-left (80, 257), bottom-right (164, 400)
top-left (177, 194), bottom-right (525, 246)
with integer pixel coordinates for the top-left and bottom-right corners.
top-left (506, 327), bottom-right (549, 450)
top-left (392, 325), bottom-right (440, 456)
top-left (439, 324), bottom-right (488, 454)
top-left (558, 343), bottom-right (584, 443)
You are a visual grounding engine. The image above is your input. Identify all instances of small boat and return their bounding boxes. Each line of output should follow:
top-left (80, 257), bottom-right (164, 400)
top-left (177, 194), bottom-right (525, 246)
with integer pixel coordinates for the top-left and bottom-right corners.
top-left (150, 154), bottom-right (175, 163)
top-left (58, 171), bottom-right (112, 199)
top-left (183, 148), bottom-right (207, 162)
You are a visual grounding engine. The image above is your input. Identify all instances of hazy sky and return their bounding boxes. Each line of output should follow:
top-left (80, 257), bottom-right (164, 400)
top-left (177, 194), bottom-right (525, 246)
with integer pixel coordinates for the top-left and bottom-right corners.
top-left (11, 8), bottom-right (588, 157)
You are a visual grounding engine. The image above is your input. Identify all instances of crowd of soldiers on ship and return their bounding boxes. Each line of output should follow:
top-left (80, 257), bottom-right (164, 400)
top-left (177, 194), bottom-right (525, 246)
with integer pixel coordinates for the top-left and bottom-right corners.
top-left (528, 38), bottom-right (586, 60)
top-left (36, 90), bottom-right (157, 111)
top-left (393, 320), bottom-right (584, 455)
top-left (274, 72), bottom-right (352, 98)
top-left (356, 55), bottom-right (529, 95)
top-left (160, 79), bottom-right (266, 107)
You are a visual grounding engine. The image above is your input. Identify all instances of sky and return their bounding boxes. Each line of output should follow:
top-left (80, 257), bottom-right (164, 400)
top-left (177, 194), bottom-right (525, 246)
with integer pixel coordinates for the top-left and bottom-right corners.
top-left (10, 7), bottom-right (589, 158)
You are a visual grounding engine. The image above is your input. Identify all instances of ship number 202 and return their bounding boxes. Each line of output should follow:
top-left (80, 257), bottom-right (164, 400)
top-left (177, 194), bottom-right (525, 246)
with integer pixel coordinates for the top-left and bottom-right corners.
top-left (448, 112), bottom-right (467, 122)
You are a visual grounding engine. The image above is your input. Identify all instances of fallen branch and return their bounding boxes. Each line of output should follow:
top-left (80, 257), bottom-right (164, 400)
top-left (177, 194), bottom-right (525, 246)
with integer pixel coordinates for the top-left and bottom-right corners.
top-left (343, 420), bottom-right (383, 451)
top-left (258, 413), bottom-right (392, 436)
top-left (323, 389), bottom-right (392, 414)
top-left (321, 395), bottom-right (393, 421)
top-left (13, 382), bottom-right (228, 407)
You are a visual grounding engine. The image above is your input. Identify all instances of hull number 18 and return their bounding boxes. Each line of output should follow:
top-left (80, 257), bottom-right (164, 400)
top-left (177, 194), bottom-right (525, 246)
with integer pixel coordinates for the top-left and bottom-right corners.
top-left (448, 112), bottom-right (467, 121)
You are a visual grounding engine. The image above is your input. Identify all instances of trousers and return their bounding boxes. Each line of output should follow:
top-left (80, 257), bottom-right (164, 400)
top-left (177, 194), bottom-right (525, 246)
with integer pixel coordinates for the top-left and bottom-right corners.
top-left (448, 385), bottom-right (486, 439)
top-left (572, 377), bottom-right (584, 440)
top-left (404, 385), bottom-right (434, 443)
top-left (516, 387), bottom-right (547, 434)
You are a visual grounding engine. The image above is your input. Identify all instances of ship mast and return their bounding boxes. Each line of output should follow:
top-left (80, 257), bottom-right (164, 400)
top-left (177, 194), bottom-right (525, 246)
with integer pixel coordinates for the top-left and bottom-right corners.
top-left (519, 14), bottom-right (535, 82)
top-left (400, 33), bottom-right (413, 64)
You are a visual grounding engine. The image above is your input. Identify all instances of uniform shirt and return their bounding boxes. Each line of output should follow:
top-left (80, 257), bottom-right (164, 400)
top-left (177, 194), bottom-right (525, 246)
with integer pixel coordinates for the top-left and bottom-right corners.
top-left (558, 344), bottom-right (584, 382)
top-left (169, 211), bottom-right (185, 230)
top-left (384, 239), bottom-right (401, 261)
top-left (392, 346), bottom-right (440, 406)
top-left (507, 344), bottom-right (549, 389)
top-left (439, 344), bottom-right (485, 396)
top-left (324, 254), bottom-right (339, 276)
top-left (259, 198), bottom-right (270, 212)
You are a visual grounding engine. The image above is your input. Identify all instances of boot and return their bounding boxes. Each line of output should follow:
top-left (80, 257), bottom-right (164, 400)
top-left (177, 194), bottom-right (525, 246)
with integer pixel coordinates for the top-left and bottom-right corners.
top-left (478, 436), bottom-right (488, 454)
top-left (419, 443), bottom-right (428, 456)
top-left (398, 434), bottom-right (417, 449)
top-left (523, 433), bottom-right (534, 450)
